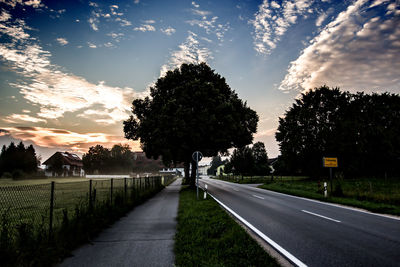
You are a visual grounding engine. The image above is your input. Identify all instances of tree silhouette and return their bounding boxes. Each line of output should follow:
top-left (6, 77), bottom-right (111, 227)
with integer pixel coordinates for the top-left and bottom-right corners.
top-left (124, 63), bottom-right (258, 186)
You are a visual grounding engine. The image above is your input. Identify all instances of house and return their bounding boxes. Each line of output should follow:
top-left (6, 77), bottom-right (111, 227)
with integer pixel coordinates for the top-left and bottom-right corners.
top-left (216, 165), bottom-right (225, 176)
top-left (43, 152), bottom-right (84, 177)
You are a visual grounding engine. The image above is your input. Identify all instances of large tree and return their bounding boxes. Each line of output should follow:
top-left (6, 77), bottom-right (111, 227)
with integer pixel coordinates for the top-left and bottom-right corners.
top-left (124, 63), bottom-right (258, 186)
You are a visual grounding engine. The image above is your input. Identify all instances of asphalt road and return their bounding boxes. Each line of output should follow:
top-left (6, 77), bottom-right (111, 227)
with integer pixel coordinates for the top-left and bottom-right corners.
top-left (199, 177), bottom-right (400, 267)
top-left (59, 178), bottom-right (182, 267)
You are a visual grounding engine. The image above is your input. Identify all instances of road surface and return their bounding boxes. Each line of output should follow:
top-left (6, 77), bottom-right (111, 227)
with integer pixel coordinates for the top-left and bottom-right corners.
top-left (199, 177), bottom-right (400, 267)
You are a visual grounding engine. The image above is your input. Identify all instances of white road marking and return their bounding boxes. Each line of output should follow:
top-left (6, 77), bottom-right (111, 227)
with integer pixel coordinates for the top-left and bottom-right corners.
top-left (233, 188), bottom-right (239, 192)
top-left (302, 210), bottom-right (341, 223)
top-left (248, 185), bottom-right (400, 221)
top-left (208, 192), bottom-right (307, 267)
top-left (252, 194), bottom-right (265, 200)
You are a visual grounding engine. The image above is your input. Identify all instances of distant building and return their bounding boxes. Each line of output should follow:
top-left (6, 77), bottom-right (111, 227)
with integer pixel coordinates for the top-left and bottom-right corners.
top-left (216, 165), bottom-right (225, 176)
top-left (43, 152), bottom-right (84, 177)
top-left (198, 164), bottom-right (211, 175)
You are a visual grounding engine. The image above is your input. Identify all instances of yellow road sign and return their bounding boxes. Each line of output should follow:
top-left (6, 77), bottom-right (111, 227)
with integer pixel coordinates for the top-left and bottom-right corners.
top-left (323, 157), bottom-right (338, 168)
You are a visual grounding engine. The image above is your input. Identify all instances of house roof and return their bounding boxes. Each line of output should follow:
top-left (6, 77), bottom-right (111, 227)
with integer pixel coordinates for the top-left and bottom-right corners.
top-left (43, 152), bottom-right (83, 167)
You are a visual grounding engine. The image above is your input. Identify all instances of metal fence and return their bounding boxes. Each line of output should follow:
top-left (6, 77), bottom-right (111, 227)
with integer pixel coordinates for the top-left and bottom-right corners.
top-left (0, 175), bottom-right (175, 241)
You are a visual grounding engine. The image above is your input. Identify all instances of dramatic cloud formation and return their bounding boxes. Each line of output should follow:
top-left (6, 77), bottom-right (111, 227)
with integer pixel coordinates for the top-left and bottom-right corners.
top-left (160, 31), bottom-right (212, 77)
top-left (0, 12), bottom-right (143, 125)
top-left (280, 0), bottom-right (400, 93)
top-left (0, 126), bottom-right (140, 155)
top-left (251, 0), bottom-right (314, 55)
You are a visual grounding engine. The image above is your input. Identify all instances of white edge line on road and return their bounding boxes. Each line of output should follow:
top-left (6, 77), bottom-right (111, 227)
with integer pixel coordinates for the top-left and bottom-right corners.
top-left (252, 194), bottom-right (265, 200)
top-left (205, 190), bottom-right (307, 267)
top-left (233, 188), bottom-right (239, 192)
top-left (302, 210), bottom-right (341, 223)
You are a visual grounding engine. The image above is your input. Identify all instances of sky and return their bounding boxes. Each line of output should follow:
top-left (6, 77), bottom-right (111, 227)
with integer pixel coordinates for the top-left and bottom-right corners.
top-left (0, 0), bottom-right (399, 163)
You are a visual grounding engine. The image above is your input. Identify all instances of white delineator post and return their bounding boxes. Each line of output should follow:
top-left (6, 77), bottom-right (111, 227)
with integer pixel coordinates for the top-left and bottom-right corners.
top-left (204, 184), bottom-right (208, 199)
top-left (324, 182), bottom-right (327, 197)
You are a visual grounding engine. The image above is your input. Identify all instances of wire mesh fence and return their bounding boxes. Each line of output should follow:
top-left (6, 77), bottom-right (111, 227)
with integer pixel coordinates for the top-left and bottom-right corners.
top-left (0, 175), bottom-right (176, 245)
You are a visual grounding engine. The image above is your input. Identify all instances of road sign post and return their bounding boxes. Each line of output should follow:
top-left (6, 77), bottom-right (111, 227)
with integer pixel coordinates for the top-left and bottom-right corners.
top-left (192, 151), bottom-right (203, 200)
top-left (323, 157), bottom-right (338, 195)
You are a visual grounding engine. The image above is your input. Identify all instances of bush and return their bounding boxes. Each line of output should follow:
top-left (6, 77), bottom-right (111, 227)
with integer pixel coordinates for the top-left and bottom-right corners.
top-left (333, 183), bottom-right (344, 197)
top-left (12, 170), bottom-right (25, 180)
top-left (1, 172), bottom-right (12, 179)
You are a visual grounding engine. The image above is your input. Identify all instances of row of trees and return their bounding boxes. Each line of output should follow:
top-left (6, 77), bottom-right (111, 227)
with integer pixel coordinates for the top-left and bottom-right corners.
top-left (82, 144), bottom-right (135, 174)
top-left (0, 141), bottom-right (38, 177)
top-left (224, 142), bottom-right (271, 176)
top-left (276, 86), bottom-right (400, 177)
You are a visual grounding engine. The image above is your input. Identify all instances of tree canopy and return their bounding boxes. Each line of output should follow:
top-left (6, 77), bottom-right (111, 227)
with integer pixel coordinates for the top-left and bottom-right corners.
top-left (224, 142), bottom-right (270, 176)
top-left (82, 144), bottom-right (135, 174)
top-left (0, 141), bottom-right (38, 178)
top-left (124, 63), bottom-right (258, 186)
top-left (275, 86), bottom-right (400, 177)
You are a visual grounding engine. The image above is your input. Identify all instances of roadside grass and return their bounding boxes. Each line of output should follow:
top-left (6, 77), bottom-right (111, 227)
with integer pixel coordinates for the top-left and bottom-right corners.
top-left (258, 178), bottom-right (400, 215)
top-left (174, 187), bottom-right (279, 267)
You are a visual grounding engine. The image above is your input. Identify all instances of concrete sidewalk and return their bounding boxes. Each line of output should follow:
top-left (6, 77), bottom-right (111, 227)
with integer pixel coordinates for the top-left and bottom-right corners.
top-left (59, 178), bottom-right (182, 267)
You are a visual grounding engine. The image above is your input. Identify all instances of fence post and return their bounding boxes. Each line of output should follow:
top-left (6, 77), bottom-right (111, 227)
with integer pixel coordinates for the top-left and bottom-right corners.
top-left (49, 181), bottom-right (55, 239)
top-left (89, 179), bottom-right (93, 211)
top-left (110, 179), bottom-right (113, 205)
top-left (124, 178), bottom-right (127, 201)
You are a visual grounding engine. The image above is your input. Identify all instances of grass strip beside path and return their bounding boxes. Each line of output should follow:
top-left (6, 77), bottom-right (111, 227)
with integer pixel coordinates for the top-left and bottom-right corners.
top-left (174, 187), bottom-right (279, 267)
top-left (259, 181), bottom-right (400, 216)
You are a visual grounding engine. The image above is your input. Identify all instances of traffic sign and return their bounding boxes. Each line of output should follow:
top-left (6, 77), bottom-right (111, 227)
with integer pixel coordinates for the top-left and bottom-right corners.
top-left (192, 151), bottom-right (203, 162)
top-left (323, 157), bottom-right (338, 168)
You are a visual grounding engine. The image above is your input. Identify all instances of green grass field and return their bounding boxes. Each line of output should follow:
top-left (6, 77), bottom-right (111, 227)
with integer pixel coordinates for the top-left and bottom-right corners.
top-left (174, 187), bottom-right (279, 267)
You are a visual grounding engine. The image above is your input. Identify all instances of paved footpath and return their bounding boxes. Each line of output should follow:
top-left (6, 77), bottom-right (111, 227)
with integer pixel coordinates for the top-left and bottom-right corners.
top-left (59, 178), bottom-right (182, 267)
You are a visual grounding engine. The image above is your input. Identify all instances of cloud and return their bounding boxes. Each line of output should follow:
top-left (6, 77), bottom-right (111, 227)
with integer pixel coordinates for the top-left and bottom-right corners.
top-left (160, 31), bottom-right (213, 77)
top-left (56, 37), bottom-right (68, 46)
top-left (161, 26), bottom-right (176, 35)
top-left (192, 1), bottom-right (199, 8)
top-left (0, 10), bottom-right (11, 21)
top-left (107, 32), bottom-right (124, 42)
top-left (116, 18), bottom-right (131, 26)
top-left (0, 0), bottom-right (42, 8)
top-left (3, 114), bottom-right (47, 123)
top-left (279, 0), bottom-right (400, 94)
top-left (87, 42), bottom-right (97, 48)
top-left (251, 0), bottom-right (314, 55)
top-left (0, 126), bottom-right (140, 155)
top-left (0, 13), bottom-right (145, 125)
top-left (134, 0), bottom-right (139, 4)
top-left (88, 15), bottom-right (99, 31)
top-left (254, 127), bottom-right (277, 138)
top-left (187, 4), bottom-right (230, 42)
top-left (144, 19), bottom-right (155, 24)
top-left (133, 24), bottom-right (155, 32)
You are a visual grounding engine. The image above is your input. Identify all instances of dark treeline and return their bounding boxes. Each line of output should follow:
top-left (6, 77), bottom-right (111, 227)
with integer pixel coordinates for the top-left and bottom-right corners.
top-left (275, 86), bottom-right (400, 178)
top-left (224, 142), bottom-right (271, 176)
top-left (0, 141), bottom-right (39, 178)
top-left (82, 144), bottom-right (135, 174)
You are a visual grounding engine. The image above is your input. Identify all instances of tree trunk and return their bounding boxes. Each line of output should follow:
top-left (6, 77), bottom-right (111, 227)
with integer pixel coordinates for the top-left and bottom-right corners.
top-left (184, 161), bottom-right (190, 184)
top-left (189, 159), bottom-right (197, 188)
